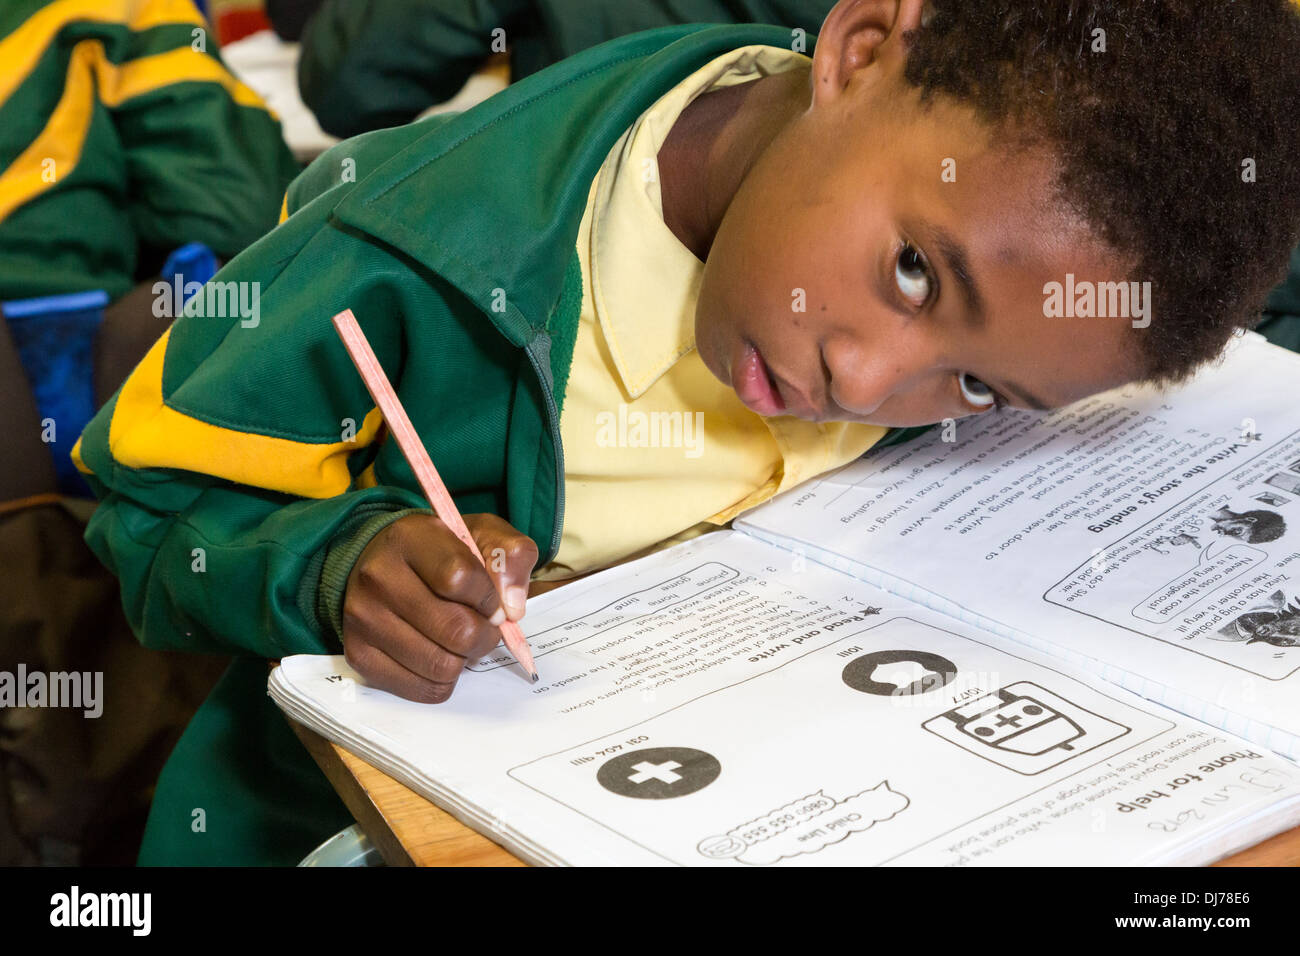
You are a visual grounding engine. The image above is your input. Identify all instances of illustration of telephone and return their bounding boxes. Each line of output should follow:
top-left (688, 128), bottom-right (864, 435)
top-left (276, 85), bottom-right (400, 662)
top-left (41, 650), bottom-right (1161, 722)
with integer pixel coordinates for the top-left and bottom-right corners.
top-left (923, 681), bottom-right (1129, 775)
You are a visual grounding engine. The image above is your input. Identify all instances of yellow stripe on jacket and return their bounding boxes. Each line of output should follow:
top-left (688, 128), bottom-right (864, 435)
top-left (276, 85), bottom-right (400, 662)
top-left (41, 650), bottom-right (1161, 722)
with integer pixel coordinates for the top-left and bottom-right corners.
top-left (0, 2), bottom-right (275, 223)
top-left (0, 0), bottom-right (205, 107)
top-left (72, 327), bottom-right (384, 499)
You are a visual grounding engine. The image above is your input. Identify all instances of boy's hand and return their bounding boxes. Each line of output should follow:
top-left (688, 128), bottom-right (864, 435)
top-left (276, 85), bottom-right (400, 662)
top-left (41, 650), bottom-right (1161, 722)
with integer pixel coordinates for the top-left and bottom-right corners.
top-left (341, 512), bottom-right (539, 703)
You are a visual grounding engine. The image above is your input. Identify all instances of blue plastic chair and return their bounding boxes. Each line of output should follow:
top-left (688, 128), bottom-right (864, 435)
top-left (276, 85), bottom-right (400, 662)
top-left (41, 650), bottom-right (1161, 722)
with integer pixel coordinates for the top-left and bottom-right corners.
top-left (2, 290), bottom-right (109, 497)
top-left (2, 242), bottom-right (218, 497)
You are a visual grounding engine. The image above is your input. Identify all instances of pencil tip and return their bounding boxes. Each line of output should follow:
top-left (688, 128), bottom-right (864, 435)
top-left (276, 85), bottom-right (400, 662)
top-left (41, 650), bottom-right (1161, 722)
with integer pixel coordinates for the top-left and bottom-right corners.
top-left (532, 672), bottom-right (540, 683)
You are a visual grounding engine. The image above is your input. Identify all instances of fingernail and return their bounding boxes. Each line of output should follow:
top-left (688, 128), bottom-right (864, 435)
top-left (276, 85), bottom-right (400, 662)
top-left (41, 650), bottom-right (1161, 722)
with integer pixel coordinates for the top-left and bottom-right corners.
top-left (505, 585), bottom-right (527, 619)
top-left (488, 606), bottom-right (506, 627)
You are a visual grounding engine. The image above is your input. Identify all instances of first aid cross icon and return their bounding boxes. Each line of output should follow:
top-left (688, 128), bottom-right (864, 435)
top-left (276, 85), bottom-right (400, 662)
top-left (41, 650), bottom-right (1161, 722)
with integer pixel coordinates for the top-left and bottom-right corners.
top-left (596, 747), bottom-right (721, 799)
top-left (628, 760), bottom-right (683, 785)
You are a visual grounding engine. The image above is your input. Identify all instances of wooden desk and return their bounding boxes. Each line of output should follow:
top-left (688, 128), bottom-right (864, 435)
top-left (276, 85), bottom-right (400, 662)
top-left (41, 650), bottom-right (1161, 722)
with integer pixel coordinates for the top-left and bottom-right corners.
top-left (283, 578), bottom-right (1300, 867)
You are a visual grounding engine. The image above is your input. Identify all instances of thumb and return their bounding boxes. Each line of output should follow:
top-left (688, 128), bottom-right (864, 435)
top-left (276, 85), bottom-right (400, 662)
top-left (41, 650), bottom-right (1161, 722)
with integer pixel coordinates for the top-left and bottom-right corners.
top-left (466, 513), bottom-right (540, 621)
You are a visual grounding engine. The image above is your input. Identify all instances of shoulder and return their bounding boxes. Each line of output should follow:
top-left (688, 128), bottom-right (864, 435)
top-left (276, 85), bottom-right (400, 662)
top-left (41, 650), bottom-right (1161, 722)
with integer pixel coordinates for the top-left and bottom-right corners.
top-left (286, 113), bottom-right (463, 215)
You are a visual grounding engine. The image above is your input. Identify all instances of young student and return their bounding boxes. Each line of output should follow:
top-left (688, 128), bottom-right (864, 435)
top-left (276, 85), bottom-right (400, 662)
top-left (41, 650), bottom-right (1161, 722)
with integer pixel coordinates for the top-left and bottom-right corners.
top-left (75, 0), bottom-right (1300, 865)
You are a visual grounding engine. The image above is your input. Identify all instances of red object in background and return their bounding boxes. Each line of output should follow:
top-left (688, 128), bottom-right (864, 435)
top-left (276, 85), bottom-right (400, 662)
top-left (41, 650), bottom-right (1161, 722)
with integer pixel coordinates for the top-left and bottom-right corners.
top-left (214, 6), bottom-right (271, 45)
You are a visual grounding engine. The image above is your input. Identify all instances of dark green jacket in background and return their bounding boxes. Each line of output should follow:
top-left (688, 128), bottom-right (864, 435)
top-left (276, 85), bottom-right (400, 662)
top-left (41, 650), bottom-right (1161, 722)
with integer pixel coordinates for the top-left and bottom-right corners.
top-left (298, 0), bottom-right (836, 137)
top-left (1258, 245), bottom-right (1300, 352)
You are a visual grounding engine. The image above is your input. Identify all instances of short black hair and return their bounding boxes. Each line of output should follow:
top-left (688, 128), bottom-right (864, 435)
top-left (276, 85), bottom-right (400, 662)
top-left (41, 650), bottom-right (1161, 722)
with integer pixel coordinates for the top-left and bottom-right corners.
top-left (901, 0), bottom-right (1300, 387)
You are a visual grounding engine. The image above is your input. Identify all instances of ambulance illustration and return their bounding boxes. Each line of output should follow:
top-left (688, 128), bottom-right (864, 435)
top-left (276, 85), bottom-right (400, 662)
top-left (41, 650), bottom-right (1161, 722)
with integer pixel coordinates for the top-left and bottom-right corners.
top-left (938, 687), bottom-right (1084, 756)
top-left (923, 681), bottom-right (1129, 774)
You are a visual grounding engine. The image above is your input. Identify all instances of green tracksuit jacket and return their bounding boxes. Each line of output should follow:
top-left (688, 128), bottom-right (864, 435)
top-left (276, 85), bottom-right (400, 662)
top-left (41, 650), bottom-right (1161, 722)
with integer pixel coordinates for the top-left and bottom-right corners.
top-left (0, 0), bottom-right (298, 301)
top-left (76, 21), bottom-right (930, 866)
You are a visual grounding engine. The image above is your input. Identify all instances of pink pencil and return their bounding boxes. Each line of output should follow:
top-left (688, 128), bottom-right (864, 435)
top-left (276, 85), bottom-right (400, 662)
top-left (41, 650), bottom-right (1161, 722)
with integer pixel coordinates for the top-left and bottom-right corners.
top-left (331, 308), bottom-right (539, 683)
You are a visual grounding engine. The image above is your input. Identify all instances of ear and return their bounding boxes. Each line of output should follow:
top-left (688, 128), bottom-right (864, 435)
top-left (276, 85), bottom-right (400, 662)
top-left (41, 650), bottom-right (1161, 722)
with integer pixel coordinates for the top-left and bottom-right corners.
top-left (810, 0), bottom-right (927, 108)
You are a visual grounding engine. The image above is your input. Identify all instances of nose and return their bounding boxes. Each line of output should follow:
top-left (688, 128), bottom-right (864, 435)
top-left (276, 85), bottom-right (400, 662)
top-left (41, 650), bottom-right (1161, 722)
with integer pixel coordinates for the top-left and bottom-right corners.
top-left (822, 332), bottom-right (935, 417)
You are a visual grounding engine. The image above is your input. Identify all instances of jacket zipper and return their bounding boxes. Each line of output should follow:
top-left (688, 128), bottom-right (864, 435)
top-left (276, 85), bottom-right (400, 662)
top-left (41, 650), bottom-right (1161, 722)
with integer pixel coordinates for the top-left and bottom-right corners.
top-left (523, 338), bottom-right (566, 564)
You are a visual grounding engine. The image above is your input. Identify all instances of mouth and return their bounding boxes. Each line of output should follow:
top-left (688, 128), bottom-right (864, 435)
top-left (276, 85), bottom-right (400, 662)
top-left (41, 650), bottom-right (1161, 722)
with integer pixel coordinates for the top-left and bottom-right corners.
top-left (731, 339), bottom-right (787, 416)
top-left (731, 339), bottom-right (822, 419)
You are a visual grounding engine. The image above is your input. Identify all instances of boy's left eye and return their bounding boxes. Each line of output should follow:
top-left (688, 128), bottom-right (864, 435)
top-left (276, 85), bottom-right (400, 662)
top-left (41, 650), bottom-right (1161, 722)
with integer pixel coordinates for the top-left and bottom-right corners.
top-left (958, 372), bottom-right (1007, 411)
top-left (894, 243), bottom-right (933, 307)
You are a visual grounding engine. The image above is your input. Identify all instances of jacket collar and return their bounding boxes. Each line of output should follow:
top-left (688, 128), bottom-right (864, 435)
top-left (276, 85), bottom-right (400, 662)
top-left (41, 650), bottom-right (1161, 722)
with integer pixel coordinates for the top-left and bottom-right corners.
top-left (330, 23), bottom-right (794, 349)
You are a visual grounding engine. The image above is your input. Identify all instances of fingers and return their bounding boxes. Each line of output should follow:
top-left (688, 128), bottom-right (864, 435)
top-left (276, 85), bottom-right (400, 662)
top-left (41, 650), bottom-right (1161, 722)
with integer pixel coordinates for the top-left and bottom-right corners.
top-left (342, 609), bottom-right (461, 704)
top-left (348, 526), bottom-right (502, 662)
top-left (388, 564), bottom-right (504, 663)
top-left (342, 511), bottom-right (542, 704)
top-left (465, 512), bottom-right (540, 621)
top-left (388, 513), bottom-right (508, 628)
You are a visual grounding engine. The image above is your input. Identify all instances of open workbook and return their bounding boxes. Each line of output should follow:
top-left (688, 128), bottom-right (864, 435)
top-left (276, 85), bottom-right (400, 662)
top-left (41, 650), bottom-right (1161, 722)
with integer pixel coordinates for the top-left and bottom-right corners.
top-left (271, 330), bottom-right (1300, 865)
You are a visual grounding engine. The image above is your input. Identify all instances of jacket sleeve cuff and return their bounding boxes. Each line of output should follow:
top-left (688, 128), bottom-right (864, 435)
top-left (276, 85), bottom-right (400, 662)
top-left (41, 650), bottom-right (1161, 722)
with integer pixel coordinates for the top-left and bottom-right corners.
top-left (316, 504), bottom-right (429, 646)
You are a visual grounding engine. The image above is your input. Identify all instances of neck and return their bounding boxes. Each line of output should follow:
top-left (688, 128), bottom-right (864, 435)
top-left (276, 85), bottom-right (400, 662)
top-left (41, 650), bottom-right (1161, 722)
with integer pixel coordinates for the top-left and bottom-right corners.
top-left (657, 67), bottom-right (809, 262)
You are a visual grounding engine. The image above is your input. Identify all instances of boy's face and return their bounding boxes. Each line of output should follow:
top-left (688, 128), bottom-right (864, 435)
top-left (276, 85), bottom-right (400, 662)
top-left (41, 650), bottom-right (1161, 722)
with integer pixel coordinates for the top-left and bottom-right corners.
top-left (693, 0), bottom-right (1145, 427)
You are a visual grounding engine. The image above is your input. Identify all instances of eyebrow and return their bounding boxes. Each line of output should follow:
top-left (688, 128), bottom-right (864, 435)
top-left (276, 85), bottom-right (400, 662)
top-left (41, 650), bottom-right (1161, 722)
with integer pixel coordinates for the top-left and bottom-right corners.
top-left (927, 223), bottom-right (1055, 413)
top-left (930, 225), bottom-right (986, 324)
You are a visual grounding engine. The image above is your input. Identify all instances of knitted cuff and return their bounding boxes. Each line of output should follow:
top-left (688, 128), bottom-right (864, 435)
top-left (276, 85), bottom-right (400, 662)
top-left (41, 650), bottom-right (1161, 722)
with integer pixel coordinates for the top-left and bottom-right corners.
top-left (316, 505), bottom-right (428, 645)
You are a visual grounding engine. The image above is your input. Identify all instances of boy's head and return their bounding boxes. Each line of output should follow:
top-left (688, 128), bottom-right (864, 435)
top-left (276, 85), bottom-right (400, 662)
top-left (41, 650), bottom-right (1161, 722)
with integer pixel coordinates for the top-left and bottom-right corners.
top-left (692, 0), bottom-right (1300, 426)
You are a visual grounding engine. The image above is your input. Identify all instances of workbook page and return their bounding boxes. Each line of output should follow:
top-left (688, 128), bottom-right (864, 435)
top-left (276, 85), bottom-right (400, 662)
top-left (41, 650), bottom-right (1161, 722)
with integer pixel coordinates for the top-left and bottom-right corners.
top-left (736, 332), bottom-right (1300, 757)
top-left (271, 528), bottom-right (1300, 866)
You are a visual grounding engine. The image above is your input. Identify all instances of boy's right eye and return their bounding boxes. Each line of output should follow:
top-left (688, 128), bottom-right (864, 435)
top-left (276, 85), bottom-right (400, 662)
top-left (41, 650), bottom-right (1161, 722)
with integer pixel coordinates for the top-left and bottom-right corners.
top-left (894, 243), bottom-right (933, 308)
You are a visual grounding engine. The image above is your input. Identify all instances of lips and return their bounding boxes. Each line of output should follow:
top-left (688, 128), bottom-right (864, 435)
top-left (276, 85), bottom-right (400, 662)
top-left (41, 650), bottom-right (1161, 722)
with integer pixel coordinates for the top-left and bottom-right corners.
top-left (732, 340), bottom-right (787, 416)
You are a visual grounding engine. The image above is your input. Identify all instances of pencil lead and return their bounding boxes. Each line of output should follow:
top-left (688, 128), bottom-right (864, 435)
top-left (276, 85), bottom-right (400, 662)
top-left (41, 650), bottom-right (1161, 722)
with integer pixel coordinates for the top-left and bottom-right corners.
top-left (532, 671), bottom-right (540, 683)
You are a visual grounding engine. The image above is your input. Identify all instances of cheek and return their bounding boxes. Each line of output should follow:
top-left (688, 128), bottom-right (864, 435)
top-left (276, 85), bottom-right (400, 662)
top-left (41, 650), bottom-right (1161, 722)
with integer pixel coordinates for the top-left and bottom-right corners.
top-left (695, 208), bottom-right (797, 359)
top-left (697, 157), bottom-right (893, 379)
top-left (692, 266), bottom-right (730, 382)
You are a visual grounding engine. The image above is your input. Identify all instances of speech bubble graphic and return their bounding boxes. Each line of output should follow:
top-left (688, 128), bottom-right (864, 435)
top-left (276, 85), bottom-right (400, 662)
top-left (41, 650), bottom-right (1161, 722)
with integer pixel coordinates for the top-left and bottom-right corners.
top-left (1134, 543), bottom-right (1264, 623)
top-left (698, 781), bottom-right (910, 865)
